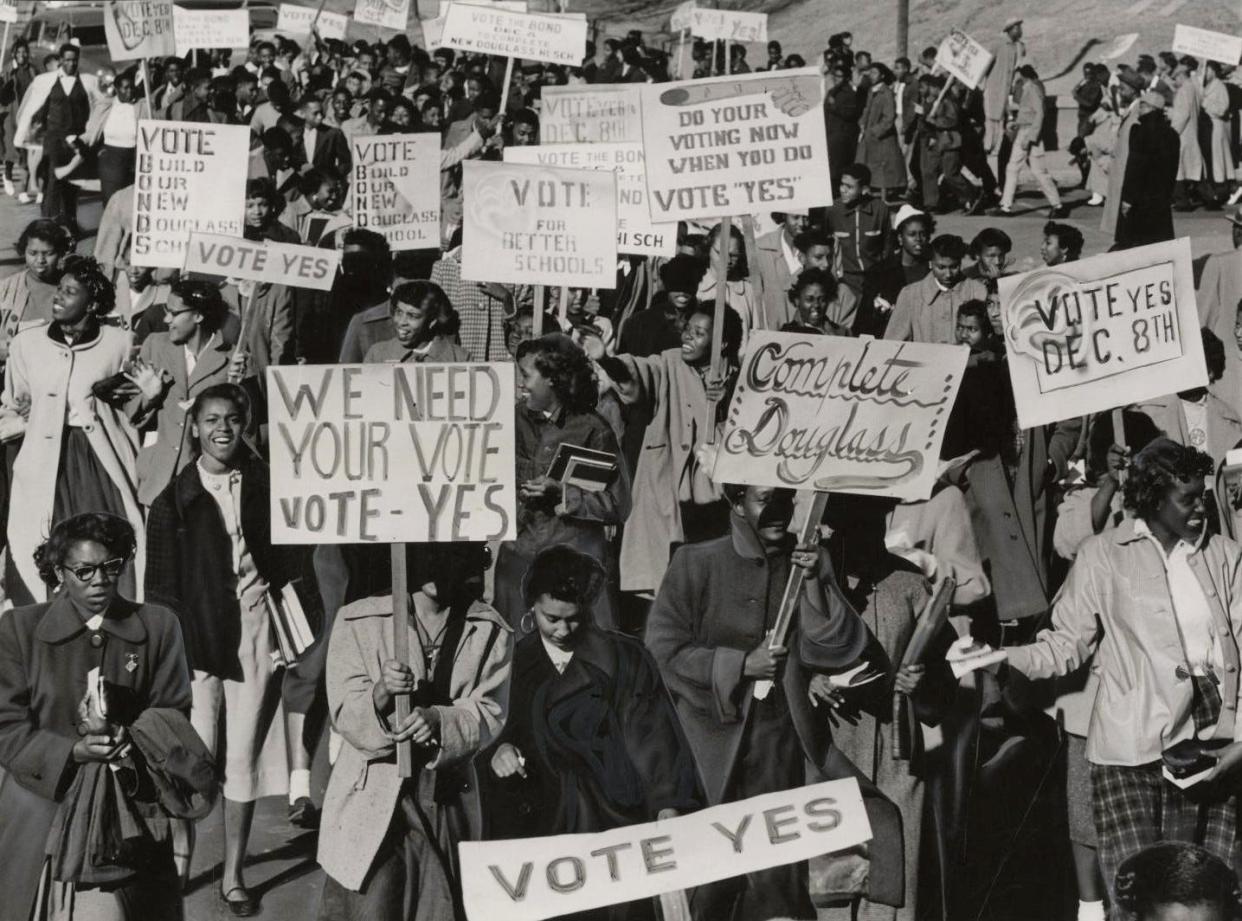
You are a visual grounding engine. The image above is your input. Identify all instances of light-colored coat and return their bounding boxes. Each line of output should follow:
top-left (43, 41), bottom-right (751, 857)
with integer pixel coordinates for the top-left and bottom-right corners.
top-left (858, 82), bottom-right (906, 190)
top-left (318, 596), bottom-right (511, 892)
top-left (1201, 78), bottom-right (1236, 183)
top-left (1198, 249), bottom-right (1242, 407)
top-left (1, 324), bottom-right (144, 601)
top-left (1170, 78), bottom-right (1204, 182)
top-left (1101, 103), bottom-right (1141, 237)
top-left (983, 38), bottom-right (1024, 123)
top-left (753, 229), bottom-right (798, 327)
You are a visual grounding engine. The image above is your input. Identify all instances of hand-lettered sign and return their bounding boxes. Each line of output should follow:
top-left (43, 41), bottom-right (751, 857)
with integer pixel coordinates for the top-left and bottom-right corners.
top-left (351, 133), bottom-right (441, 252)
top-left (184, 232), bottom-right (341, 291)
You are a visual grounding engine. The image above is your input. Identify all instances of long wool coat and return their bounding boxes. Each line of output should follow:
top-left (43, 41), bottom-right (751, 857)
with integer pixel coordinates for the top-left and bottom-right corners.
top-left (858, 83), bottom-right (906, 190)
top-left (1170, 79), bottom-right (1204, 182)
top-left (0, 597), bottom-right (191, 921)
top-left (317, 596), bottom-right (511, 892)
top-left (1101, 104), bottom-right (1141, 238)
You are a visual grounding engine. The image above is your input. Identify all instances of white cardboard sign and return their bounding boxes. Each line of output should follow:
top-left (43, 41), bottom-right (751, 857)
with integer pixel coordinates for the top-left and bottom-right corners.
top-left (935, 29), bottom-right (994, 90)
top-left (173, 5), bottom-right (249, 54)
top-left (1172, 24), bottom-right (1242, 66)
top-left (641, 68), bottom-right (832, 222)
top-left (689, 8), bottom-right (767, 43)
top-left (351, 133), bottom-right (441, 252)
top-left (104, 0), bottom-right (176, 62)
top-left (460, 159), bottom-right (617, 289)
top-left (439, 3), bottom-right (588, 66)
top-left (506, 144), bottom-right (675, 259)
top-left (540, 84), bottom-right (643, 145)
top-left (267, 363), bottom-right (517, 544)
top-left (0, 1), bottom-right (18, 24)
top-left (184, 232), bottom-right (341, 291)
top-left (353, 0), bottom-right (410, 31)
top-left (998, 238), bottom-right (1208, 429)
top-left (276, 4), bottom-right (349, 41)
top-left (712, 331), bottom-right (969, 501)
top-left (669, 0), bottom-right (696, 33)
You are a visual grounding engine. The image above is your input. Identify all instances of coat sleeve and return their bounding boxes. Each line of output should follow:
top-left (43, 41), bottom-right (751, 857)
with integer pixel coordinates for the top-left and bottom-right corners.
top-left (0, 613), bottom-right (78, 801)
top-left (624, 645), bottom-right (705, 816)
top-left (871, 90), bottom-right (896, 139)
top-left (427, 621), bottom-right (513, 770)
top-left (798, 548), bottom-right (870, 671)
top-left (144, 492), bottom-right (184, 623)
top-left (326, 615), bottom-right (396, 760)
top-left (264, 284), bottom-right (295, 368)
top-left (645, 548), bottom-right (749, 725)
top-left (1006, 542), bottom-right (1106, 680)
top-left (883, 284), bottom-right (916, 341)
top-left (146, 608), bottom-right (193, 714)
top-left (440, 130), bottom-right (484, 172)
top-left (1120, 124), bottom-right (1147, 204)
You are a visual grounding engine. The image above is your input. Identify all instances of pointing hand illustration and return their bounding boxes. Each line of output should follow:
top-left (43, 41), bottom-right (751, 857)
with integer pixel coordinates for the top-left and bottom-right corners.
top-left (658, 72), bottom-right (821, 118)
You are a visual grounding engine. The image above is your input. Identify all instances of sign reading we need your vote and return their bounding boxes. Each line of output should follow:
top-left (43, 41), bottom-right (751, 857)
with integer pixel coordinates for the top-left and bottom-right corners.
top-left (642, 68), bottom-right (832, 222)
top-left (267, 364), bottom-right (517, 544)
top-left (999, 238), bottom-right (1206, 429)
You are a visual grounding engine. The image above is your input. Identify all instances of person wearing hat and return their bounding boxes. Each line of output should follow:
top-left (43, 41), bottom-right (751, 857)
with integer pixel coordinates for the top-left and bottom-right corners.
top-left (982, 17), bottom-right (1025, 164)
top-left (1116, 90), bottom-right (1179, 248)
top-left (993, 65), bottom-right (1067, 218)
top-left (1100, 69), bottom-right (1148, 240)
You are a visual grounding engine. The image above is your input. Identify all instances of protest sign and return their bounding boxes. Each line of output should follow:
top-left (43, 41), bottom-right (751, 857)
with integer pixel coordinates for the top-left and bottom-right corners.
top-left (460, 778), bottom-right (870, 921)
top-left (267, 363), bottom-right (517, 544)
top-left (131, 121), bottom-right (249, 269)
top-left (641, 67), bottom-right (832, 222)
top-left (540, 84), bottom-right (642, 144)
top-left (184, 232), bottom-right (341, 291)
top-left (507, 144), bottom-right (675, 258)
top-left (276, 4), bottom-right (349, 41)
top-left (711, 331), bottom-right (969, 502)
top-left (689, 7), bottom-right (767, 43)
top-left (0, 1), bottom-right (16, 24)
top-left (439, 3), bottom-right (588, 66)
top-left (173, 5), bottom-right (248, 54)
top-left (1172, 24), bottom-right (1242, 66)
top-left (999, 238), bottom-right (1207, 429)
top-left (104, 0), bottom-right (175, 61)
top-left (460, 159), bottom-right (617, 289)
top-left (351, 133), bottom-right (441, 252)
top-left (935, 29), bottom-right (994, 90)
top-left (669, 0), bottom-right (696, 32)
top-left (422, 0), bottom-right (527, 48)
top-left (353, 0), bottom-right (410, 31)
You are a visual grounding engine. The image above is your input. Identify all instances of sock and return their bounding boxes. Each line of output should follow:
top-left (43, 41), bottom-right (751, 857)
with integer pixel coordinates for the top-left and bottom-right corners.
top-left (1078, 899), bottom-right (1106, 921)
top-left (289, 768), bottom-right (311, 804)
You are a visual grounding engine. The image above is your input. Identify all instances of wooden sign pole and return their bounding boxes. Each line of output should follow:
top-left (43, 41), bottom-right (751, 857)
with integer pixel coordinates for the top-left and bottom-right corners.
top-left (140, 58), bottom-right (154, 112)
top-left (1111, 407), bottom-right (1128, 487)
top-left (0, 22), bottom-right (11, 75)
top-left (498, 56), bottom-right (515, 114)
top-left (532, 284), bottom-right (545, 336)
top-left (707, 215), bottom-right (731, 444)
top-left (391, 544), bottom-right (414, 777)
top-left (558, 285), bottom-right (570, 325)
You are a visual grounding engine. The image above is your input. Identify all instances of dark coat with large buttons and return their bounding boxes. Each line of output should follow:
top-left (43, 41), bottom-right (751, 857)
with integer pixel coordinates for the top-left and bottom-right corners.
top-left (0, 596), bottom-right (191, 921)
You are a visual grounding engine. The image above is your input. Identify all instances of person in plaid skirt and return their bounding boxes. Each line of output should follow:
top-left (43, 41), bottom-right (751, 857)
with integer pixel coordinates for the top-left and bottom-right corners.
top-left (1002, 438), bottom-right (1242, 919)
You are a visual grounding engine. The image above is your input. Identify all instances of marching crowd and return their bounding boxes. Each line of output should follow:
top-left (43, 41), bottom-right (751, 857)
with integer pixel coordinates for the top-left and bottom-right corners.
top-left (0, 7), bottom-right (1241, 921)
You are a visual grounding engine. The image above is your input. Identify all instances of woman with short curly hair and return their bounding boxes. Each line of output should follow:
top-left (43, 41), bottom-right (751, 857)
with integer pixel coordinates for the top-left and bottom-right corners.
top-left (492, 334), bottom-right (631, 632)
top-left (0, 254), bottom-right (146, 605)
top-left (1114, 842), bottom-right (1242, 921)
top-left (0, 218), bottom-right (73, 360)
top-left (1004, 437), bottom-right (1242, 913)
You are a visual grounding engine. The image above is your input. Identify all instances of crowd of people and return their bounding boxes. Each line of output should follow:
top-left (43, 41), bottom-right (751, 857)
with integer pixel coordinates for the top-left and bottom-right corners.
top-left (0, 8), bottom-right (1239, 921)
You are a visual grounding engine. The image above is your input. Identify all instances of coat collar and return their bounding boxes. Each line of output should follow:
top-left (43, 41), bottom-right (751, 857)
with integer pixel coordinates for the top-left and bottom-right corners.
top-left (729, 514), bottom-right (794, 562)
top-left (173, 453), bottom-right (262, 512)
top-left (35, 594), bottom-right (146, 644)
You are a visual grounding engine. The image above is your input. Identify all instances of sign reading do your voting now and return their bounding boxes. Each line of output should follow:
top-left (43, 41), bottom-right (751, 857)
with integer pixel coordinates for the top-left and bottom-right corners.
top-left (998, 238), bottom-right (1207, 429)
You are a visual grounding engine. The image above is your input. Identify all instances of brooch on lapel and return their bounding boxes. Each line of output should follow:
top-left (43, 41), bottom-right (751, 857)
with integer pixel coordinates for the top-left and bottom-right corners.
top-left (125, 653), bottom-right (139, 674)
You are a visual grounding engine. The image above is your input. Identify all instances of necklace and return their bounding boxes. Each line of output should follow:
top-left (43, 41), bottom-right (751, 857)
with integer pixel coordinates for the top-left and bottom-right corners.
top-left (413, 604), bottom-right (450, 673)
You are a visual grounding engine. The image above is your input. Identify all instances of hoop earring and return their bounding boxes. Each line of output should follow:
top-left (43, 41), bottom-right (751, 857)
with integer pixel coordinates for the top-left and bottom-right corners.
top-left (520, 611), bottom-right (535, 635)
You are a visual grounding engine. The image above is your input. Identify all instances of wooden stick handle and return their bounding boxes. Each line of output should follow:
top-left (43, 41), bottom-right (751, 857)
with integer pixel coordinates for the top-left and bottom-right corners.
top-left (532, 285), bottom-right (545, 336)
top-left (391, 544), bottom-right (414, 778)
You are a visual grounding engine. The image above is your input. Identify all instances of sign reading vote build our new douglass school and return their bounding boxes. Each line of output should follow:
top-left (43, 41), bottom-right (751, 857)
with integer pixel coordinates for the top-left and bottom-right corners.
top-left (712, 332), bottom-right (968, 502)
top-left (641, 68), bottom-right (833, 221)
top-left (999, 238), bottom-right (1207, 429)
top-left (131, 121), bottom-right (250, 270)
top-left (351, 133), bottom-right (441, 252)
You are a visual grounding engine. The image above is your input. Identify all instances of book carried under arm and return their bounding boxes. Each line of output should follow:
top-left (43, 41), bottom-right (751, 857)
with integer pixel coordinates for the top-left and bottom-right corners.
top-left (545, 443), bottom-right (619, 493)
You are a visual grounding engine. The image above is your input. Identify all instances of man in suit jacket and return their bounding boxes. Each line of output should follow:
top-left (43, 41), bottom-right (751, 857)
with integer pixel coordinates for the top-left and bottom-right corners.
top-left (754, 211), bottom-right (810, 325)
top-left (125, 279), bottom-right (239, 506)
top-left (295, 96), bottom-right (351, 175)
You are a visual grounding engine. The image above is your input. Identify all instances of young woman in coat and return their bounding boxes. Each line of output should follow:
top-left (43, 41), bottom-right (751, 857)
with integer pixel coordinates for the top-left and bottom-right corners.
top-left (317, 542), bottom-right (512, 921)
top-left (487, 545), bottom-right (701, 920)
top-left (0, 512), bottom-right (191, 921)
top-left (857, 63), bottom-right (907, 201)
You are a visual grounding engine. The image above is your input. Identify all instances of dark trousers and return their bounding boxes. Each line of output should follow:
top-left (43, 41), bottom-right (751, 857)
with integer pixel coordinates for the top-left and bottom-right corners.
top-left (40, 136), bottom-right (78, 226)
top-left (920, 144), bottom-right (975, 209)
top-left (1173, 178), bottom-right (1220, 209)
top-left (98, 144), bottom-right (135, 210)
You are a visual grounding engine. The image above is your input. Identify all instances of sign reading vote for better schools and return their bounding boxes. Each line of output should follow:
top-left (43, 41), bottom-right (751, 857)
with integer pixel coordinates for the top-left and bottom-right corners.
top-left (440, 3), bottom-right (588, 66)
top-left (712, 331), bottom-right (969, 502)
top-left (173, 5), bottom-right (248, 54)
top-left (506, 144), bottom-right (674, 259)
top-left (461, 159), bottom-right (617, 289)
top-left (1172, 24), bottom-right (1242, 66)
top-left (132, 121), bottom-right (250, 269)
top-left (184, 232), bottom-right (341, 291)
top-left (351, 133), bottom-right (441, 252)
top-left (541, 85), bottom-right (642, 145)
top-left (1000, 238), bottom-right (1207, 429)
top-left (641, 68), bottom-right (832, 222)
top-left (267, 364), bottom-right (517, 544)
top-left (935, 29), bottom-right (994, 90)
top-left (104, 1), bottom-right (175, 62)
top-left (460, 778), bottom-right (870, 921)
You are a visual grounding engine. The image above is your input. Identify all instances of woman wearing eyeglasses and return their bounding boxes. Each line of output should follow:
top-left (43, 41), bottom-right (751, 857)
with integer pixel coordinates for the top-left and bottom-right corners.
top-left (0, 512), bottom-right (192, 921)
top-left (0, 255), bottom-right (145, 607)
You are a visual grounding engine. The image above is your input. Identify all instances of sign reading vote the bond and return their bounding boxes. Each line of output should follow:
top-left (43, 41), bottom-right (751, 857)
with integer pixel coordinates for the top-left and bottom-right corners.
top-left (460, 160), bottom-right (617, 288)
top-left (460, 779), bottom-right (870, 921)
top-left (440, 3), bottom-right (588, 65)
top-left (641, 68), bottom-right (832, 222)
top-left (173, 5), bottom-right (248, 54)
top-left (712, 331), bottom-right (968, 502)
top-left (936, 29), bottom-right (993, 90)
top-left (132, 121), bottom-right (249, 269)
top-left (506, 144), bottom-right (674, 259)
top-left (267, 364), bottom-right (517, 544)
top-left (999, 238), bottom-right (1207, 429)
top-left (184, 232), bottom-right (341, 291)
top-left (104, 0), bottom-right (175, 62)
top-left (541, 85), bottom-right (642, 145)
top-left (351, 133), bottom-right (440, 251)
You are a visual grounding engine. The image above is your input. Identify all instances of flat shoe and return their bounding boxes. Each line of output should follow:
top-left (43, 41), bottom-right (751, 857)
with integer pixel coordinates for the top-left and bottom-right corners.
top-left (288, 796), bottom-right (320, 830)
top-left (220, 886), bottom-right (260, 917)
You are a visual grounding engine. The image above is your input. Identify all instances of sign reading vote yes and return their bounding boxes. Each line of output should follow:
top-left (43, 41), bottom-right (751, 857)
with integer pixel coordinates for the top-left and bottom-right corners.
top-left (276, 4), bottom-right (349, 41)
top-left (460, 779), bottom-right (870, 921)
top-left (687, 7), bottom-right (768, 42)
top-left (999, 238), bottom-right (1207, 429)
top-left (642, 68), bottom-right (832, 222)
top-left (184, 233), bottom-right (340, 291)
top-left (439, 3), bottom-right (588, 66)
top-left (104, 0), bottom-right (175, 62)
top-left (712, 332), bottom-right (969, 502)
top-left (267, 364), bottom-right (517, 545)
top-left (461, 160), bottom-right (617, 289)
top-left (351, 133), bottom-right (440, 252)
top-left (541, 85), bottom-right (642, 145)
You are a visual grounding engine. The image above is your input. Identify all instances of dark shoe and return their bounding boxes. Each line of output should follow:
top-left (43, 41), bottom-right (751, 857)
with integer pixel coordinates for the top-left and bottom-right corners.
top-left (966, 196), bottom-right (988, 216)
top-left (289, 796), bottom-right (320, 830)
top-left (1048, 205), bottom-right (1070, 219)
top-left (220, 887), bottom-right (260, 917)
top-left (986, 206), bottom-right (1014, 217)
